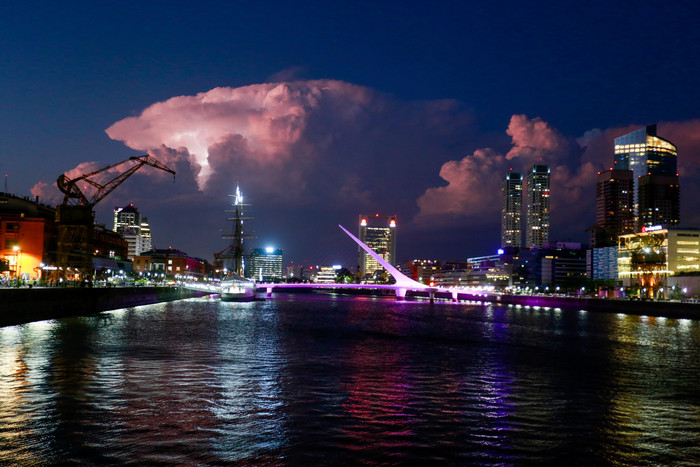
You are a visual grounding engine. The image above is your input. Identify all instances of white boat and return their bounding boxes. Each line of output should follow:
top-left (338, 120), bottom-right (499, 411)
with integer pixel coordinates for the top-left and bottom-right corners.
top-left (220, 273), bottom-right (256, 301)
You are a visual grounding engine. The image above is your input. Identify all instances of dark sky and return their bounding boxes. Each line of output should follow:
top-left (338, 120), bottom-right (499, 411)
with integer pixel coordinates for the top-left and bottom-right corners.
top-left (2, 1), bottom-right (700, 267)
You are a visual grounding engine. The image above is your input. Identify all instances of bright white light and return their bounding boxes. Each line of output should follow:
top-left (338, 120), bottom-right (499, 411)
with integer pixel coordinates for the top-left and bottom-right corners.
top-left (265, 247), bottom-right (274, 253)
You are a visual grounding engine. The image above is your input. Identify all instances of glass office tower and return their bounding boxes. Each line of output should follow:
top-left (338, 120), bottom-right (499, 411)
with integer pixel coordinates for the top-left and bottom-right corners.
top-left (614, 124), bottom-right (678, 228)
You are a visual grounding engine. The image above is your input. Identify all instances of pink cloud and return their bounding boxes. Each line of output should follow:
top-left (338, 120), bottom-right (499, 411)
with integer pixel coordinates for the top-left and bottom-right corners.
top-left (416, 115), bottom-right (571, 224)
top-left (505, 114), bottom-right (569, 164)
top-left (105, 80), bottom-right (374, 191)
top-left (416, 148), bottom-right (506, 221)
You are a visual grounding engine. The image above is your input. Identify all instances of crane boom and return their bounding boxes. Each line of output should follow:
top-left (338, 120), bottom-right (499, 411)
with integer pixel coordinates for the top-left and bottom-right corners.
top-left (57, 155), bottom-right (175, 207)
top-left (54, 154), bottom-right (176, 282)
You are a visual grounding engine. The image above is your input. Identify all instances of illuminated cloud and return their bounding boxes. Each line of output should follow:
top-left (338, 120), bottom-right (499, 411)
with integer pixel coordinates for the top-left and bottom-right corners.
top-left (105, 81), bottom-right (376, 192)
top-left (416, 115), bottom-right (572, 223)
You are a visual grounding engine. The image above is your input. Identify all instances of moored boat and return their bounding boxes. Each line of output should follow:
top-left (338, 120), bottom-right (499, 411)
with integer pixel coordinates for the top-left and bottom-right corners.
top-left (220, 273), bottom-right (256, 301)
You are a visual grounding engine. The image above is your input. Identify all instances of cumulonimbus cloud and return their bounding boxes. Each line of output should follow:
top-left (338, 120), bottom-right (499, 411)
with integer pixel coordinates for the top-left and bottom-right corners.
top-left (105, 81), bottom-right (376, 191)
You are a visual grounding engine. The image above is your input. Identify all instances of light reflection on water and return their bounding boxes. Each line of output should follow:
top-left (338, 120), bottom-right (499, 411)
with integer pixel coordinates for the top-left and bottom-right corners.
top-left (0, 296), bottom-right (698, 465)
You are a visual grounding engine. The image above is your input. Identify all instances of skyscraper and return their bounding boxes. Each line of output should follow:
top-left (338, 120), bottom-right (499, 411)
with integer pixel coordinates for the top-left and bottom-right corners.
top-left (613, 124), bottom-right (678, 228)
top-left (358, 214), bottom-right (397, 280)
top-left (526, 165), bottom-right (550, 248)
top-left (638, 174), bottom-right (680, 229)
top-left (501, 171), bottom-right (523, 248)
top-left (590, 169), bottom-right (634, 248)
top-left (113, 204), bottom-right (152, 259)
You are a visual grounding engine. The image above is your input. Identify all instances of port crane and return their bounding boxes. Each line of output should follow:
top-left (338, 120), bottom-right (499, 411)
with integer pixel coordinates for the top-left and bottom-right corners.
top-left (55, 155), bottom-right (175, 281)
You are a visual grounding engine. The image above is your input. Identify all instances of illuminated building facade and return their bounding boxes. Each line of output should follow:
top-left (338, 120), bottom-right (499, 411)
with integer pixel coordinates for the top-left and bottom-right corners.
top-left (618, 227), bottom-right (700, 299)
top-left (314, 265), bottom-right (341, 284)
top-left (526, 165), bottom-right (550, 248)
top-left (133, 248), bottom-right (211, 279)
top-left (246, 247), bottom-right (283, 281)
top-left (398, 259), bottom-right (441, 285)
top-left (501, 171), bottom-right (523, 248)
top-left (358, 214), bottom-right (397, 280)
top-left (613, 124), bottom-right (678, 228)
top-left (0, 193), bottom-right (56, 281)
top-left (113, 204), bottom-right (153, 259)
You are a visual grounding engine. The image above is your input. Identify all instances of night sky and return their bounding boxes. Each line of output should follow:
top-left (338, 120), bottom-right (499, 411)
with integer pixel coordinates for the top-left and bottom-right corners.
top-left (2, 1), bottom-right (700, 268)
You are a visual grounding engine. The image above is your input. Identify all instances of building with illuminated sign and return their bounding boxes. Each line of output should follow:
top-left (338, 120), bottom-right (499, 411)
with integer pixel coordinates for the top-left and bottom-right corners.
top-left (246, 247), bottom-right (283, 281)
top-left (501, 171), bottom-right (523, 248)
top-left (358, 214), bottom-right (397, 280)
top-left (617, 227), bottom-right (700, 298)
top-left (526, 165), bottom-right (550, 248)
top-left (613, 124), bottom-right (678, 229)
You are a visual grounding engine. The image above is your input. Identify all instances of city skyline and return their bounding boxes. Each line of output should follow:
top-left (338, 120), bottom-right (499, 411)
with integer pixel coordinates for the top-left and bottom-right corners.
top-left (2, 1), bottom-right (700, 265)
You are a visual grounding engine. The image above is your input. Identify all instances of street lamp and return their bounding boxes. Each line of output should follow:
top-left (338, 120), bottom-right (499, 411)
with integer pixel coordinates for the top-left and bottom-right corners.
top-left (13, 245), bottom-right (20, 281)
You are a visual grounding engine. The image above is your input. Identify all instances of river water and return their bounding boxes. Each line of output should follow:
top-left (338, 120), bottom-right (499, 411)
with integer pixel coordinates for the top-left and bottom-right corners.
top-left (1, 294), bottom-right (699, 465)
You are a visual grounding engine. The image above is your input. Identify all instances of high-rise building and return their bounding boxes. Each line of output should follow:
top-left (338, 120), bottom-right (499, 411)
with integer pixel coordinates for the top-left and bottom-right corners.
top-left (113, 204), bottom-right (152, 260)
top-left (613, 124), bottom-right (678, 228)
top-left (638, 174), bottom-right (680, 229)
top-left (140, 217), bottom-right (152, 253)
top-left (501, 171), bottom-right (523, 248)
top-left (590, 169), bottom-right (634, 248)
top-left (358, 214), bottom-right (397, 280)
top-left (246, 247), bottom-right (283, 281)
top-left (526, 165), bottom-right (550, 248)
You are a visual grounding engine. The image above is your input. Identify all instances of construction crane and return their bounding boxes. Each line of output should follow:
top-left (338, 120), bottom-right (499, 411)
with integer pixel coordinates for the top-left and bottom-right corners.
top-left (55, 155), bottom-right (175, 282)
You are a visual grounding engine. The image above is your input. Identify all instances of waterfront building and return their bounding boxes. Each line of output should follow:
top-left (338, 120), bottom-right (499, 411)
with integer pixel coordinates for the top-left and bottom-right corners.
top-left (501, 171), bottom-right (523, 248)
top-left (526, 165), bottom-right (550, 248)
top-left (246, 247), bottom-right (283, 281)
top-left (133, 247), bottom-right (211, 280)
top-left (589, 246), bottom-right (619, 281)
top-left (638, 174), bottom-right (680, 229)
top-left (0, 193), bottom-right (56, 281)
top-left (358, 214), bottom-right (397, 281)
top-left (398, 259), bottom-right (441, 285)
top-left (314, 265), bottom-right (341, 284)
top-left (113, 204), bottom-right (152, 259)
top-left (432, 261), bottom-right (471, 287)
top-left (613, 124), bottom-right (678, 228)
top-left (589, 170), bottom-right (634, 248)
top-left (618, 227), bottom-right (700, 299)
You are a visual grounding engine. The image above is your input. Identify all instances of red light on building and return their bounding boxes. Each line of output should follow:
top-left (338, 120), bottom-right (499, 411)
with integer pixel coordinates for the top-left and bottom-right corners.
top-left (361, 218), bottom-right (367, 226)
top-left (389, 219), bottom-right (396, 228)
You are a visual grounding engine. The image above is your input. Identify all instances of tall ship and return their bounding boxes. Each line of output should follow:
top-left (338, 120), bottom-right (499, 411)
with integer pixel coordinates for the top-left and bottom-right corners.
top-left (216, 185), bottom-right (256, 301)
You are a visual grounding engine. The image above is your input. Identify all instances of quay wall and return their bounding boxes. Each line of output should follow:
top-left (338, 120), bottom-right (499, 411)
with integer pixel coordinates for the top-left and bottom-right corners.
top-left (0, 287), bottom-right (209, 327)
top-left (458, 292), bottom-right (700, 320)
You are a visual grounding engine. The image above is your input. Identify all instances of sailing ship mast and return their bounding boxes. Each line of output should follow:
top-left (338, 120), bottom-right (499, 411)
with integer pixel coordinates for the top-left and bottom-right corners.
top-left (218, 185), bottom-right (254, 276)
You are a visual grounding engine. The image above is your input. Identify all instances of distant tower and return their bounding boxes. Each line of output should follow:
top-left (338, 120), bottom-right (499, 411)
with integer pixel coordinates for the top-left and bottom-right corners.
top-left (590, 169), bottom-right (635, 248)
top-left (501, 171), bottom-right (523, 248)
top-left (638, 174), bottom-right (680, 229)
top-left (526, 165), bottom-right (550, 248)
top-left (358, 214), bottom-right (397, 280)
top-left (113, 204), bottom-right (150, 259)
top-left (614, 124), bottom-right (678, 229)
